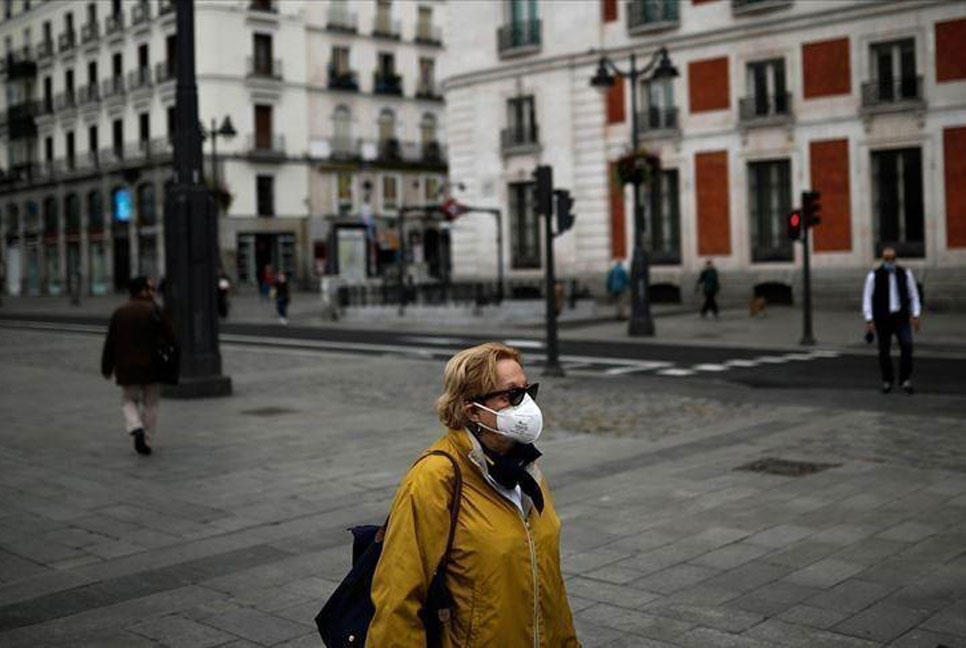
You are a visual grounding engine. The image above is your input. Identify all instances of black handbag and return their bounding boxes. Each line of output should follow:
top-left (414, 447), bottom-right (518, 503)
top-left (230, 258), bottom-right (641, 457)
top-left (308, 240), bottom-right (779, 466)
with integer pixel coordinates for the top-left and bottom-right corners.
top-left (315, 450), bottom-right (463, 648)
top-left (151, 306), bottom-right (180, 385)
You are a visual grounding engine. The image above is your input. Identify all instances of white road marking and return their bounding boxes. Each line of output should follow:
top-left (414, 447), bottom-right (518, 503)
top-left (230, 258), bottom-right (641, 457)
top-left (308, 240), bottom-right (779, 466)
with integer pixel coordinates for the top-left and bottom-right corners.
top-left (400, 335), bottom-right (470, 346)
top-left (693, 363), bottom-right (728, 372)
top-left (754, 355), bottom-right (789, 363)
top-left (809, 350), bottom-right (840, 358)
top-left (504, 339), bottom-right (544, 349)
top-left (657, 368), bottom-right (697, 377)
top-left (603, 361), bottom-right (673, 376)
top-left (783, 353), bottom-right (816, 361)
top-left (724, 359), bottom-right (759, 368)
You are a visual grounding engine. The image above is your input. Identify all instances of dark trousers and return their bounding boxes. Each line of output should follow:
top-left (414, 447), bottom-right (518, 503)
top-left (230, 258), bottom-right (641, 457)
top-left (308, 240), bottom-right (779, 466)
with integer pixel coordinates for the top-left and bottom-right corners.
top-left (276, 299), bottom-right (289, 318)
top-left (700, 293), bottom-right (718, 317)
top-left (874, 314), bottom-right (913, 384)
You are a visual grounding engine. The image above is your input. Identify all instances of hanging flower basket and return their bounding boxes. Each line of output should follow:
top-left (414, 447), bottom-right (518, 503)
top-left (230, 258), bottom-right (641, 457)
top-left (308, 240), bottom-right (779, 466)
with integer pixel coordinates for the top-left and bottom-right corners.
top-left (613, 148), bottom-right (661, 187)
top-left (205, 179), bottom-right (234, 212)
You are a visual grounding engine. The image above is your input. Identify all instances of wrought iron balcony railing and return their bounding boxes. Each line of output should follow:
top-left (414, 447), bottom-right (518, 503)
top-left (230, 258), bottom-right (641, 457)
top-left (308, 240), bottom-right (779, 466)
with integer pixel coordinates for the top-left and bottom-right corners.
top-left (627, 0), bottom-right (679, 31)
top-left (128, 67), bottom-right (152, 91)
top-left (247, 57), bottom-right (283, 80)
top-left (326, 8), bottom-right (357, 32)
top-left (732, 0), bottom-right (793, 15)
top-left (36, 39), bottom-right (54, 61)
top-left (373, 72), bottom-right (403, 95)
top-left (415, 24), bottom-right (442, 46)
top-left (861, 76), bottom-right (924, 109)
top-left (373, 17), bottom-right (401, 39)
top-left (415, 84), bottom-right (443, 101)
top-left (155, 61), bottom-right (176, 84)
top-left (81, 22), bottom-right (100, 44)
top-left (55, 91), bottom-right (77, 111)
top-left (738, 93), bottom-right (792, 124)
top-left (501, 126), bottom-right (540, 153)
top-left (329, 136), bottom-right (360, 159)
top-left (105, 12), bottom-right (125, 36)
top-left (497, 20), bottom-right (541, 55)
top-left (249, 0), bottom-right (278, 12)
top-left (131, 0), bottom-right (152, 26)
top-left (328, 67), bottom-right (359, 91)
top-left (77, 83), bottom-right (100, 105)
top-left (58, 31), bottom-right (76, 53)
top-left (247, 133), bottom-right (286, 156)
top-left (102, 75), bottom-right (125, 99)
top-left (637, 106), bottom-right (679, 132)
top-left (378, 137), bottom-right (402, 161)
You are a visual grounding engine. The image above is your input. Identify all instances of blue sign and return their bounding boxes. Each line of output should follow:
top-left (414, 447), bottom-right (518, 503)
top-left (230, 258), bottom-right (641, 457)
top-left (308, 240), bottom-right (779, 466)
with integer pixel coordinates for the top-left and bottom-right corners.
top-left (114, 189), bottom-right (131, 222)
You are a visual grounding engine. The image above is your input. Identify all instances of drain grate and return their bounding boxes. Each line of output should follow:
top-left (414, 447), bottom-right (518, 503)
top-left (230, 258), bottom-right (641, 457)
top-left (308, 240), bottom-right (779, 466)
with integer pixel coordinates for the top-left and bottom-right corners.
top-left (240, 406), bottom-right (299, 417)
top-left (735, 457), bottom-right (840, 477)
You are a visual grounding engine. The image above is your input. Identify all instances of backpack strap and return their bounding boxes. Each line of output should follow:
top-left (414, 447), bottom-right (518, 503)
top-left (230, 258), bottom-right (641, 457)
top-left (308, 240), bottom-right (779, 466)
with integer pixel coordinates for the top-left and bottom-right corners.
top-left (411, 450), bottom-right (463, 571)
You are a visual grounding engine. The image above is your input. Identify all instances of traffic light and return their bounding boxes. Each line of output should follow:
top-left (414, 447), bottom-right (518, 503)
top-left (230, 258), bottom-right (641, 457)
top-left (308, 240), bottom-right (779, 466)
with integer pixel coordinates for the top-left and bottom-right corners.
top-left (788, 209), bottom-right (802, 241)
top-left (534, 165), bottom-right (553, 217)
top-left (554, 189), bottom-right (575, 236)
top-left (802, 190), bottom-right (821, 227)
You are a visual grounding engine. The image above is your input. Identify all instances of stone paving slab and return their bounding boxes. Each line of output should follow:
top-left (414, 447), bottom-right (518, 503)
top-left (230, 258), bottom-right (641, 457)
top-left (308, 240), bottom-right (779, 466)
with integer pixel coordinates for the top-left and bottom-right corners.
top-left (0, 328), bottom-right (964, 646)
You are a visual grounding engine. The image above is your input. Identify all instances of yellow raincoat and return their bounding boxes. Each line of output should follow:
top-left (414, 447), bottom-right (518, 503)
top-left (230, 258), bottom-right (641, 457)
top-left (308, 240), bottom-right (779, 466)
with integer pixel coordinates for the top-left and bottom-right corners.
top-left (368, 429), bottom-right (581, 647)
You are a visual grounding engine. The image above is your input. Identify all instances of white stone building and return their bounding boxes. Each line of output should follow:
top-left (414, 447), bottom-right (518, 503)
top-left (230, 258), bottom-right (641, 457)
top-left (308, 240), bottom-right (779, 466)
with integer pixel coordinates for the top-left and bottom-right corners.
top-left (442, 0), bottom-right (966, 308)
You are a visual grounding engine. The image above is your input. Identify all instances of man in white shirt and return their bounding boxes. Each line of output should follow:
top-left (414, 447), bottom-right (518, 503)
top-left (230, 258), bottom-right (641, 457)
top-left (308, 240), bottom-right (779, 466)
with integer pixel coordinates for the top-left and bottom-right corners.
top-left (861, 247), bottom-right (921, 394)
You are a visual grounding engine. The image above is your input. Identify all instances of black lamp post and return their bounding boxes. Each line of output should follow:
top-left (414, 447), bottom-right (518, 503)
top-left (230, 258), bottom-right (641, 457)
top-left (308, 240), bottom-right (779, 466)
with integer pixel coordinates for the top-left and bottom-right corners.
top-left (162, 0), bottom-right (231, 397)
top-left (591, 47), bottom-right (678, 336)
top-left (201, 116), bottom-right (237, 191)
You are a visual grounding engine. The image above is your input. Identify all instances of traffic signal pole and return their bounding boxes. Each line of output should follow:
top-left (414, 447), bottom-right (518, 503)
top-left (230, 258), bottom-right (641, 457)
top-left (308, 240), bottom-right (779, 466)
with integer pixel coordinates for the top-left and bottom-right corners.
top-left (800, 218), bottom-right (816, 346)
top-left (536, 165), bottom-right (564, 377)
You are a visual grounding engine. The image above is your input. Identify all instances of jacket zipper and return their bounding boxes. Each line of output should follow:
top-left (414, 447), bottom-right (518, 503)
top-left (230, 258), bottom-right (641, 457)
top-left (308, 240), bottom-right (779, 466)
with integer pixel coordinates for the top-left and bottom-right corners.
top-left (517, 509), bottom-right (539, 648)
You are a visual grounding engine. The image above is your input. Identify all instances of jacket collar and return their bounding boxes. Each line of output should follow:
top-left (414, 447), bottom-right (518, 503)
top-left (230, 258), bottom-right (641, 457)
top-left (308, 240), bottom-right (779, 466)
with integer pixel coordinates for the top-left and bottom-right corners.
top-left (452, 428), bottom-right (543, 517)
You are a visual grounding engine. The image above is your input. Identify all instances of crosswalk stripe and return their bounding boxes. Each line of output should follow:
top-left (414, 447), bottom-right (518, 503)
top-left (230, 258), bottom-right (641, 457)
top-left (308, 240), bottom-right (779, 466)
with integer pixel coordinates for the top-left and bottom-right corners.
top-left (657, 368), bottom-right (697, 377)
top-left (693, 363), bottom-right (728, 372)
top-left (603, 361), bottom-right (673, 376)
top-left (724, 359), bottom-right (759, 368)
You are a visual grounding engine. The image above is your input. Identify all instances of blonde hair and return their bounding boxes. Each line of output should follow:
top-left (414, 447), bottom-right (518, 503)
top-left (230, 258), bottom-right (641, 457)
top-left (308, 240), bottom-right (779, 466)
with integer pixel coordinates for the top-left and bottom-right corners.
top-left (435, 342), bottom-right (522, 430)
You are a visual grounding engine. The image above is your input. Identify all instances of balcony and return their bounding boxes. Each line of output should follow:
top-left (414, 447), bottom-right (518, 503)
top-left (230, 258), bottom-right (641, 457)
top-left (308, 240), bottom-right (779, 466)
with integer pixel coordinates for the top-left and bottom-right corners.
top-left (38, 96), bottom-right (55, 117)
top-left (145, 137), bottom-right (173, 160)
top-left (7, 102), bottom-right (39, 140)
top-left (248, 0), bottom-right (277, 13)
top-left (155, 61), bottom-right (176, 84)
top-left (422, 140), bottom-right (443, 163)
top-left (373, 17), bottom-right (401, 40)
top-left (378, 137), bottom-right (402, 161)
top-left (247, 57), bottom-right (283, 80)
top-left (501, 126), bottom-right (540, 155)
top-left (373, 71), bottom-right (403, 96)
top-left (81, 22), bottom-right (100, 45)
top-left (738, 93), bottom-right (792, 126)
top-left (627, 0), bottom-right (679, 34)
top-left (415, 83), bottom-right (443, 101)
top-left (247, 133), bottom-right (285, 159)
top-left (497, 20), bottom-right (541, 57)
top-left (637, 107), bottom-right (680, 136)
top-left (58, 30), bottom-right (77, 54)
top-left (131, 0), bottom-right (151, 27)
top-left (326, 8), bottom-right (357, 33)
top-left (128, 67), bottom-right (152, 92)
top-left (105, 12), bottom-right (125, 37)
top-left (328, 67), bottom-right (359, 91)
top-left (329, 136), bottom-right (361, 159)
top-left (4, 47), bottom-right (38, 79)
top-left (77, 83), bottom-right (100, 105)
top-left (36, 39), bottom-right (54, 62)
top-left (415, 24), bottom-right (443, 46)
top-left (159, 0), bottom-right (175, 17)
top-left (861, 76), bottom-right (925, 113)
top-left (732, 0), bottom-right (793, 15)
top-left (55, 91), bottom-right (77, 112)
top-left (102, 76), bottom-right (125, 101)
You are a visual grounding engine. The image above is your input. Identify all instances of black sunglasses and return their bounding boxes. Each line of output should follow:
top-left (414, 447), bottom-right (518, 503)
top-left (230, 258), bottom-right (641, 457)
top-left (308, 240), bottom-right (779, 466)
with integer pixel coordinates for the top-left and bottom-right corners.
top-left (472, 383), bottom-right (539, 407)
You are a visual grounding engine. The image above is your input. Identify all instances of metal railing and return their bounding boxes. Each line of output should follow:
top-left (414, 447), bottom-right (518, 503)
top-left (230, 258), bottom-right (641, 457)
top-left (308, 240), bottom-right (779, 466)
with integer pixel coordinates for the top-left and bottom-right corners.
top-left (378, 137), bottom-right (402, 161)
top-left (637, 106), bottom-right (679, 131)
top-left (501, 126), bottom-right (540, 151)
top-left (415, 24), bottom-right (442, 45)
top-left (55, 91), bottom-right (77, 111)
top-left (327, 67), bottom-right (359, 91)
top-left (326, 8), bottom-right (357, 32)
top-left (127, 67), bottom-right (152, 91)
top-left (247, 133), bottom-right (285, 155)
top-left (247, 57), bottom-right (283, 79)
top-left (81, 22), bottom-right (100, 44)
top-left (102, 75), bottom-right (125, 99)
top-left (373, 71), bottom-right (403, 95)
top-left (105, 12), bottom-right (124, 36)
top-left (36, 39), bottom-right (54, 60)
top-left (373, 17), bottom-right (401, 39)
top-left (58, 30), bottom-right (76, 53)
top-left (627, 0), bottom-right (679, 30)
top-left (77, 83), bottom-right (100, 105)
top-left (39, 96), bottom-right (54, 115)
top-left (3, 46), bottom-right (37, 78)
top-left (131, 0), bottom-right (151, 26)
top-left (329, 136), bottom-right (360, 159)
top-left (739, 93), bottom-right (792, 122)
top-left (861, 76), bottom-right (923, 108)
top-left (497, 19), bottom-right (541, 54)
top-left (422, 141), bottom-right (443, 162)
top-left (415, 83), bottom-right (442, 100)
top-left (155, 61), bottom-right (176, 84)
top-left (248, 0), bottom-right (277, 13)
top-left (732, 0), bottom-right (792, 14)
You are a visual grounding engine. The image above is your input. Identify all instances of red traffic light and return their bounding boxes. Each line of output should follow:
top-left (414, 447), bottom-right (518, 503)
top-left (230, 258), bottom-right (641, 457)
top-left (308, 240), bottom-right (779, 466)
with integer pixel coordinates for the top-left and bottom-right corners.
top-left (788, 209), bottom-right (802, 241)
top-left (790, 212), bottom-right (800, 227)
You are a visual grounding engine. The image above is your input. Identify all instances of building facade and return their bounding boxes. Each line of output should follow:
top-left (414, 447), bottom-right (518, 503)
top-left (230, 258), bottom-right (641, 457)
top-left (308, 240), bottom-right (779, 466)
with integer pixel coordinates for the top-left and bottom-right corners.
top-left (442, 0), bottom-right (966, 308)
top-left (0, 0), bottom-right (447, 296)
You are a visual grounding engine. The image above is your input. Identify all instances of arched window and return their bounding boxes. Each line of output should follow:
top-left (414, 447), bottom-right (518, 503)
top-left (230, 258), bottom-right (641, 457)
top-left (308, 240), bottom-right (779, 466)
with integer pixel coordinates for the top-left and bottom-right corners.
top-left (137, 183), bottom-right (156, 225)
top-left (378, 108), bottom-right (396, 143)
top-left (65, 193), bottom-right (81, 233)
top-left (420, 113), bottom-right (437, 146)
top-left (88, 191), bottom-right (104, 232)
top-left (43, 196), bottom-right (58, 235)
top-left (332, 105), bottom-right (353, 157)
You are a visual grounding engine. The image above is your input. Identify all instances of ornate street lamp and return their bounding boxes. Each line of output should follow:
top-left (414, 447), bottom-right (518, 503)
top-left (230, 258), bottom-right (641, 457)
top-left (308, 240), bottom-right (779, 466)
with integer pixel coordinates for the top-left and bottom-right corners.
top-left (201, 115), bottom-right (237, 191)
top-left (591, 47), bottom-right (678, 336)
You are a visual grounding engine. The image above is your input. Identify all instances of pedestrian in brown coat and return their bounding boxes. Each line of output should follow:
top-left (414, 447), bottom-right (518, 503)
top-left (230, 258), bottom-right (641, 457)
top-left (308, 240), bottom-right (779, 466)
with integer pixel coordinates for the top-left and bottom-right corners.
top-left (101, 276), bottom-right (175, 455)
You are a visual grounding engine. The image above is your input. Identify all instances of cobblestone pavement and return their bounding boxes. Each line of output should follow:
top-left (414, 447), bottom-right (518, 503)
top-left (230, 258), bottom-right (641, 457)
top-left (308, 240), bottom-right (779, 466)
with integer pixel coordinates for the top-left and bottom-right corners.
top-left (0, 328), bottom-right (964, 647)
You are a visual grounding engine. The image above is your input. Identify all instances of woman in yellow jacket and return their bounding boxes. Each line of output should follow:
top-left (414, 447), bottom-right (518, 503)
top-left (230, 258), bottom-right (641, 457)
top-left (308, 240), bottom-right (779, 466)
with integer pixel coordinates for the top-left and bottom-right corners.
top-left (368, 342), bottom-right (580, 647)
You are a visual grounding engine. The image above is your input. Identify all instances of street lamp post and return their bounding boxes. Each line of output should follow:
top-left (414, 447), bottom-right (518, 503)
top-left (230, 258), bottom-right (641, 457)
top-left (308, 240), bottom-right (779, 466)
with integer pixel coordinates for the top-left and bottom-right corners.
top-left (162, 0), bottom-right (231, 398)
top-left (591, 47), bottom-right (678, 336)
top-left (201, 116), bottom-right (237, 192)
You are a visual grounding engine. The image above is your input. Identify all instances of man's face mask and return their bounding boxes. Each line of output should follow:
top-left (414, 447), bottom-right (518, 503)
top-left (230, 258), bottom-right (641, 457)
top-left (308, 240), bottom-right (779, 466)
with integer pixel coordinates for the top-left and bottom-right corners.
top-left (471, 387), bottom-right (543, 444)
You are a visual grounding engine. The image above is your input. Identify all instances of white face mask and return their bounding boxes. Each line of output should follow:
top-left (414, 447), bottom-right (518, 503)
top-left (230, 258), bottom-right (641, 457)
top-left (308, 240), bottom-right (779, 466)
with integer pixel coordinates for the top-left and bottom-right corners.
top-left (472, 393), bottom-right (543, 444)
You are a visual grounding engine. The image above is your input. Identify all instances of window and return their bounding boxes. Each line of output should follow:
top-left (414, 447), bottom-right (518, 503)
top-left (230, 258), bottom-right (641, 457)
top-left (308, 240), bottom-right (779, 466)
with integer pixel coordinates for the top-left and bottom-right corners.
top-left (86, 2), bottom-right (96, 25)
top-left (165, 34), bottom-right (176, 76)
top-left (111, 0), bottom-right (121, 17)
top-left (256, 175), bottom-right (274, 216)
top-left (332, 105), bottom-right (352, 155)
top-left (64, 11), bottom-right (73, 33)
top-left (649, 169), bottom-right (681, 263)
top-left (420, 113), bottom-right (437, 146)
top-left (88, 190), bottom-right (103, 231)
top-left (375, 0), bottom-right (392, 33)
top-left (66, 131), bottom-right (75, 168)
top-left (499, 0), bottom-right (540, 52)
top-left (336, 172), bottom-right (353, 214)
top-left (378, 109), bottom-right (395, 142)
top-left (44, 136), bottom-right (53, 163)
top-left (744, 59), bottom-right (788, 118)
top-left (254, 104), bottom-right (272, 149)
top-left (509, 182), bottom-right (539, 269)
top-left (137, 183), bottom-right (156, 225)
top-left (748, 159), bottom-right (792, 262)
top-left (872, 148), bottom-right (924, 258)
top-left (417, 5), bottom-right (433, 39)
top-left (253, 33), bottom-right (272, 76)
top-left (504, 95), bottom-right (537, 148)
top-left (424, 176), bottom-right (440, 202)
top-left (43, 76), bottom-right (52, 111)
top-left (112, 52), bottom-right (122, 79)
top-left (137, 43), bottom-right (148, 71)
top-left (418, 58), bottom-right (435, 94)
top-left (381, 174), bottom-right (398, 211)
top-left (138, 112), bottom-right (149, 144)
top-left (87, 60), bottom-right (97, 87)
top-left (331, 45), bottom-right (350, 74)
top-left (42, 21), bottom-right (51, 45)
top-left (869, 39), bottom-right (918, 102)
top-left (65, 68), bottom-right (74, 96)
top-left (167, 106), bottom-right (176, 141)
top-left (378, 52), bottom-right (395, 76)
top-left (639, 78), bottom-right (675, 130)
top-left (112, 118), bottom-right (123, 157)
top-left (88, 124), bottom-right (98, 153)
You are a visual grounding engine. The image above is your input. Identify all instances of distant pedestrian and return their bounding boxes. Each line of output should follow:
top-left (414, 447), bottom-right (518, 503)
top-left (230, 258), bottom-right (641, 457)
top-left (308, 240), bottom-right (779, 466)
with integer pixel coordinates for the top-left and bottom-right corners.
top-left (862, 247), bottom-right (921, 394)
top-left (605, 257), bottom-right (629, 320)
top-left (696, 260), bottom-right (720, 319)
top-left (261, 264), bottom-right (275, 300)
top-left (217, 268), bottom-right (232, 319)
top-left (101, 276), bottom-right (175, 456)
top-left (275, 270), bottom-right (290, 325)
